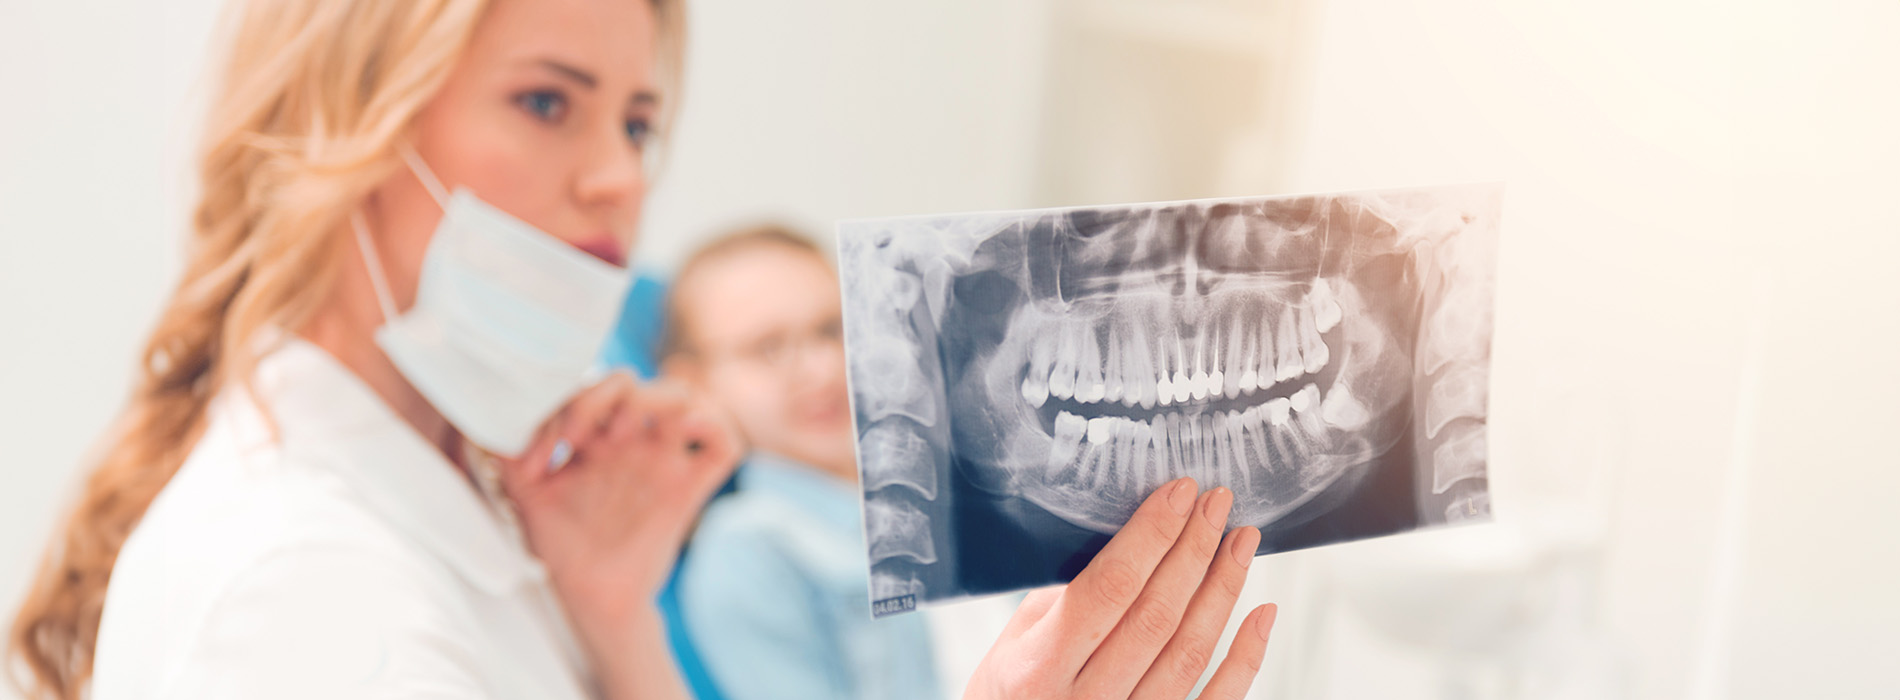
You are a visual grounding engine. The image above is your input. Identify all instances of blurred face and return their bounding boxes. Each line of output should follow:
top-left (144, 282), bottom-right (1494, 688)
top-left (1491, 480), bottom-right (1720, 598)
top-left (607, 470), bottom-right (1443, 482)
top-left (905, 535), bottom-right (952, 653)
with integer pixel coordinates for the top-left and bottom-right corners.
top-left (366, 0), bottom-right (658, 308)
top-left (674, 247), bottom-right (856, 477)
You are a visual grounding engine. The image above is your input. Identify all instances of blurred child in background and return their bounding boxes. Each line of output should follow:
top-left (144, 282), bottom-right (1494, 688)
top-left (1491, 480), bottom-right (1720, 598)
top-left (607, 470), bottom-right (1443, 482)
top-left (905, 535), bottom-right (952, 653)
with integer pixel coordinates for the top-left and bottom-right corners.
top-left (660, 225), bottom-right (941, 700)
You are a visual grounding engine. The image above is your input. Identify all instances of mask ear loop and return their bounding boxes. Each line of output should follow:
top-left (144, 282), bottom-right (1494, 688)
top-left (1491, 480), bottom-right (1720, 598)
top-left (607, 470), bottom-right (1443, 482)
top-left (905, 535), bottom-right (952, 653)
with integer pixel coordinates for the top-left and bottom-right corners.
top-left (351, 210), bottom-right (402, 323)
top-left (396, 140), bottom-right (451, 208)
top-left (353, 141), bottom-right (449, 323)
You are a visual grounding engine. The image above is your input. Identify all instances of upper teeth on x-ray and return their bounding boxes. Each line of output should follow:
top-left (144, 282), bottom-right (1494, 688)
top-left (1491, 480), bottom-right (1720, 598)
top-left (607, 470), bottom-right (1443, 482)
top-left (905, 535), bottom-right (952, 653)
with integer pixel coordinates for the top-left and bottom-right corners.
top-left (840, 184), bottom-right (1501, 614)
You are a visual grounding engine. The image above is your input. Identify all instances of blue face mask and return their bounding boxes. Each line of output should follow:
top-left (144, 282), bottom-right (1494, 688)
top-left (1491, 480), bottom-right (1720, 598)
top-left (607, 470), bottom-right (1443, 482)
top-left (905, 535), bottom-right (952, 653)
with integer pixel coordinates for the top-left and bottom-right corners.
top-left (351, 143), bottom-right (632, 457)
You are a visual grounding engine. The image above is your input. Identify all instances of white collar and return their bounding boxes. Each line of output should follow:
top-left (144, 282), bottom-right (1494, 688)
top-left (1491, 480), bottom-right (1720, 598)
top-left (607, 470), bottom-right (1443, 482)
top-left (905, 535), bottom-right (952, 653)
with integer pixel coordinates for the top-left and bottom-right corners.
top-left (236, 335), bottom-right (547, 595)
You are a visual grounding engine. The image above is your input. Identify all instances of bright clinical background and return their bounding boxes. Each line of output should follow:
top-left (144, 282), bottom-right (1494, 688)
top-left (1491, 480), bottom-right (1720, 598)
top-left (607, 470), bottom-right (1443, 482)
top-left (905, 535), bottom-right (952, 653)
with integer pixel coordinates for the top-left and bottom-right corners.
top-left (3, 0), bottom-right (1896, 698)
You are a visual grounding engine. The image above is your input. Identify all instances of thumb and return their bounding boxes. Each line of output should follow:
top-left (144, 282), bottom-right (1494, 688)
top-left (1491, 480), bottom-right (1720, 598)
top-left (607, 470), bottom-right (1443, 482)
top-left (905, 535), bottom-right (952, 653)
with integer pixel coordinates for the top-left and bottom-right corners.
top-left (494, 413), bottom-right (570, 498)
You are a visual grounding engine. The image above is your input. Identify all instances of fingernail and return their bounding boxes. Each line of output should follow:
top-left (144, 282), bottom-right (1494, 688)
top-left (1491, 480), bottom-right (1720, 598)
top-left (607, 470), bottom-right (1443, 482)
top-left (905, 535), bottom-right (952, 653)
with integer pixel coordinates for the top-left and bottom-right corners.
top-left (1230, 526), bottom-right (1260, 568)
top-left (1168, 478), bottom-right (1196, 515)
top-left (1255, 603), bottom-right (1278, 641)
top-left (1203, 486), bottom-right (1232, 526)
top-left (547, 439), bottom-right (574, 473)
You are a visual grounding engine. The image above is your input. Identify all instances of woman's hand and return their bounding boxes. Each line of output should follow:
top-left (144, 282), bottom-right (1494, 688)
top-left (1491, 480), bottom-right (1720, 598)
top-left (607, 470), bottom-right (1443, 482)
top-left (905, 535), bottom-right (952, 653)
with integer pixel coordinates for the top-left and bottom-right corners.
top-left (965, 479), bottom-right (1275, 700)
top-left (492, 371), bottom-right (743, 700)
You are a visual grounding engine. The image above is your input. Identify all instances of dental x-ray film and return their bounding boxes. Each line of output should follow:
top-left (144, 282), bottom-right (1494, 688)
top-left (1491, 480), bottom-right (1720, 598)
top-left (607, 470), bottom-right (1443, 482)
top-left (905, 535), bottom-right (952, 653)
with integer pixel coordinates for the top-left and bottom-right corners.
top-left (840, 184), bottom-right (1500, 617)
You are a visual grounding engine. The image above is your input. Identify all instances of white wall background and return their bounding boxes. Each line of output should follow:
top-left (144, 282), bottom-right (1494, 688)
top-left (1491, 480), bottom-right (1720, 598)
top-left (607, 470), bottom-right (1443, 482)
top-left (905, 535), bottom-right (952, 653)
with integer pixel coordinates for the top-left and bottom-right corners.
top-left (3, 1), bottom-right (1896, 699)
top-left (1, 2), bottom-right (219, 692)
top-left (635, 0), bottom-right (1057, 271)
top-left (1271, 1), bottom-right (1900, 698)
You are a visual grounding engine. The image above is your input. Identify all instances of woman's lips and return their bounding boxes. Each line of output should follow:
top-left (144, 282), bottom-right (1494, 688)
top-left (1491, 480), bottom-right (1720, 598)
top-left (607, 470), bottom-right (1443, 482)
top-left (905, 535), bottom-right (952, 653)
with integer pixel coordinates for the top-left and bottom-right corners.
top-left (574, 236), bottom-right (627, 267)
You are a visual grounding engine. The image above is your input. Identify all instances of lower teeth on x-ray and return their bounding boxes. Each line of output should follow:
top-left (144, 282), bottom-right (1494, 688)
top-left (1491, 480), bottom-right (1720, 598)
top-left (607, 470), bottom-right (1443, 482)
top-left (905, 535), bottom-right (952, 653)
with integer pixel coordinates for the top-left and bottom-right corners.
top-left (840, 184), bottom-right (1501, 616)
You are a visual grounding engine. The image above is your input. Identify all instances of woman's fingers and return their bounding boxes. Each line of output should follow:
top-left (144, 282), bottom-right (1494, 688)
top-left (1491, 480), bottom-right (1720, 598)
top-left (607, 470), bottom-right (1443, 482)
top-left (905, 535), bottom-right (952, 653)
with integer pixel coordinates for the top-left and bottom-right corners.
top-left (556, 371), bottom-right (639, 445)
top-left (1189, 603), bottom-right (1277, 700)
top-left (1000, 587), bottom-right (1065, 640)
top-left (497, 374), bottom-right (691, 490)
top-left (494, 422), bottom-right (566, 494)
top-left (1074, 487), bottom-right (1233, 698)
top-left (676, 398), bottom-right (742, 475)
top-left (1128, 525), bottom-right (1261, 700)
top-left (1033, 478), bottom-right (1197, 673)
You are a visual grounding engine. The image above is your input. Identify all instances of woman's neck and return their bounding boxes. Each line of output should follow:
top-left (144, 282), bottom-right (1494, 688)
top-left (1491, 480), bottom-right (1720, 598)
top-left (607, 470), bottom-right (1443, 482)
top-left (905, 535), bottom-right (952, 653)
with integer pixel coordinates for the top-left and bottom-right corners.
top-left (300, 281), bottom-right (465, 470)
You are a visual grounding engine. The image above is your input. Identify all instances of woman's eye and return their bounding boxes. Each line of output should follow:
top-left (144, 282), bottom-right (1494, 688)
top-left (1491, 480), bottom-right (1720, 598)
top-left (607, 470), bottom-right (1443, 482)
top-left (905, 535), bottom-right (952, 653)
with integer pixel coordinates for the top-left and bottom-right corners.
top-left (515, 90), bottom-right (568, 122)
top-left (624, 118), bottom-right (651, 146)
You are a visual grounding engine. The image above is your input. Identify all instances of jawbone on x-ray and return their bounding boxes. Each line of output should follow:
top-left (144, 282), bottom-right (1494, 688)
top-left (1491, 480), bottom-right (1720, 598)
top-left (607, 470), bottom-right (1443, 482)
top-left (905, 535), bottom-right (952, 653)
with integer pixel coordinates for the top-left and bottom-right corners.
top-left (841, 184), bottom-right (1501, 616)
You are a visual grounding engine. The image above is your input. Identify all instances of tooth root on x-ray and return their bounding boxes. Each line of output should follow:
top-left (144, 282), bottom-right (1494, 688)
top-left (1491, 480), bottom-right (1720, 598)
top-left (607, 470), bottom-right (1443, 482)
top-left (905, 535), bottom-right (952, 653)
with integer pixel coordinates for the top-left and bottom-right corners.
top-left (866, 495), bottom-right (938, 565)
top-left (1100, 421), bottom-right (1125, 493)
top-left (1204, 414), bottom-right (1223, 487)
top-left (1310, 278), bottom-right (1344, 333)
top-left (1047, 411), bottom-right (1087, 480)
top-left (1160, 413), bottom-right (1182, 483)
top-left (1106, 420), bottom-right (1132, 493)
top-left (1119, 327), bottom-right (1142, 407)
top-left (1256, 315), bottom-right (1277, 387)
top-left (1432, 426), bottom-right (1488, 495)
top-left (1211, 412), bottom-right (1236, 489)
top-left (1078, 325), bottom-right (1106, 404)
top-left (1173, 347), bottom-right (1194, 405)
top-left (1241, 407), bottom-right (1272, 482)
top-left (1130, 320), bottom-right (1156, 409)
top-left (1274, 306), bottom-right (1304, 382)
top-left (1290, 384), bottom-right (1329, 443)
top-left (1237, 315), bottom-right (1261, 394)
top-left (1207, 324), bottom-right (1227, 399)
top-left (1223, 313), bottom-right (1244, 397)
top-left (1299, 304), bottom-right (1330, 374)
top-left (1147, 415), bottom-right (1169, 485)
top-left (1020, 331), bottom-right (1052, 409)
top-left (1189, 325), bottom-right (1210, 402)
top-left (1194, 414), bottom-right (1214, 488)
top-left (1147, 330), bottom-right (1162, 407)
top-left (1048, 331), bottom-right (1076, 401)
top-left (860, 419), bottom-right (939, 500)
top-left (1104, 330), bottom-right (1125, 404)
top-left (1220, 410), bottom-right (1249, 492)
top-left (1162, 335), bottom-right (1183, 405)
top-left (1128, 420), bottom-right (1152, 493)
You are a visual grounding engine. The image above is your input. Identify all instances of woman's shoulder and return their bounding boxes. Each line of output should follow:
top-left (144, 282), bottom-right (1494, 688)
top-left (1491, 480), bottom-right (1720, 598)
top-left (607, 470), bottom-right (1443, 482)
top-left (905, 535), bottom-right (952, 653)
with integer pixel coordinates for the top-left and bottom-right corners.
top-left (93, 415), bottom-right (466, 698)
top-left (95, 534), bottom-right (482, 699)
top-left (112, 402), bottom-right (433, 592)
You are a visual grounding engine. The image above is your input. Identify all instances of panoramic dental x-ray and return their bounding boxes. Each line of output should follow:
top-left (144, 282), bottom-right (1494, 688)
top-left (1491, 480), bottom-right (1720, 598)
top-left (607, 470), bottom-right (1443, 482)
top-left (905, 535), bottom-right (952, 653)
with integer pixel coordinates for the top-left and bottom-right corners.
top-left (839, 184), bottom-right (1501, 617)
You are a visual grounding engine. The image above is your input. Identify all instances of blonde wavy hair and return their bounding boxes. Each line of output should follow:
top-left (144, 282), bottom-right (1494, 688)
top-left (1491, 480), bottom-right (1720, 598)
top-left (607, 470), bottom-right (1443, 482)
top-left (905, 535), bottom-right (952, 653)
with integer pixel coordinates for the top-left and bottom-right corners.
top-left (7, 0), bottom-right (684, 697)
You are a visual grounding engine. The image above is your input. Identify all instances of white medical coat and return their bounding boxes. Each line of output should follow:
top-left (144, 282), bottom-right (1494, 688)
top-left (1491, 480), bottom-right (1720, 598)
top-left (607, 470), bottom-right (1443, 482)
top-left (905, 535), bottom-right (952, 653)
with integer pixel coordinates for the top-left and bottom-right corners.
top-left (92, 337), bottom-right (596, 699)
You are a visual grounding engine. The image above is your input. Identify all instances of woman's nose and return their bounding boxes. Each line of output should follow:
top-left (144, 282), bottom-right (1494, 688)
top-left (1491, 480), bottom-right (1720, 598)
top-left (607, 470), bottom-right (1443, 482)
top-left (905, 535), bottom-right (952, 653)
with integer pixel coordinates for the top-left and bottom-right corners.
top-left (574, 141), bottom-right (645, 213)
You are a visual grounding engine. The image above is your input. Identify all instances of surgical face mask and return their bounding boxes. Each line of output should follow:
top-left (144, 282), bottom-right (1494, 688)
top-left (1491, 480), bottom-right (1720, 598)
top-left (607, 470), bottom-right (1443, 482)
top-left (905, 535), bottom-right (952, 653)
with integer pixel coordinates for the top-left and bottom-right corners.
top-left (351, 144), bottom-right (631, 457)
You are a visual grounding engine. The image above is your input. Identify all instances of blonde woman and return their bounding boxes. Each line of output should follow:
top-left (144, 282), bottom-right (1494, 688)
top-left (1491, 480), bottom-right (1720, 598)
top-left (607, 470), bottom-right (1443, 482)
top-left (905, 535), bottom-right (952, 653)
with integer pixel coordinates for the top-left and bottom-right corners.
top-left (7, 0), bottom-right (1276, 699)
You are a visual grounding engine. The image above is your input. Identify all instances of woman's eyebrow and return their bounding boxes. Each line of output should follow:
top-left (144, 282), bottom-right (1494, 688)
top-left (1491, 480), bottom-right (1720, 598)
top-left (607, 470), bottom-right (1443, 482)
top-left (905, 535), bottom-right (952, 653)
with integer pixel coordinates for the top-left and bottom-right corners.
top-left (534, 58), bottom-right (597, 89)
top-left (528, 57), bottom-right (660, 108)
